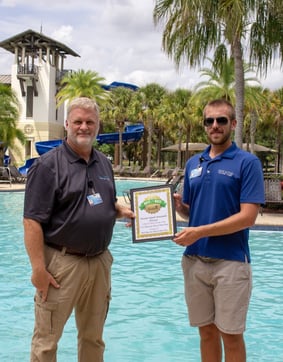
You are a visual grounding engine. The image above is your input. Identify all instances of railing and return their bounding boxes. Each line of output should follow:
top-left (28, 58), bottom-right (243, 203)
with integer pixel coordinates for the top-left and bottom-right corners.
top-left (17, 64), bottom-right (39, 77)
top-left (263, 173), bottom-right (283, 204)
top-left (56, 69), bottom-right (72, 84)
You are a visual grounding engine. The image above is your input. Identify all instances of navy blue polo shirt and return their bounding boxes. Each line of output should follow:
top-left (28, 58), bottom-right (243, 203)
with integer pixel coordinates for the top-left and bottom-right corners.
top-left (182, 142), bottom-right (265, 262)
top-left (24, 140), bottom-right (117, 254)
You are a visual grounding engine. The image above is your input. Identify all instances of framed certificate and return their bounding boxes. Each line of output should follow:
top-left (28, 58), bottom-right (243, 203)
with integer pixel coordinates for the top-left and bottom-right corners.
top-left (130, 184), bottom-right (177, 243)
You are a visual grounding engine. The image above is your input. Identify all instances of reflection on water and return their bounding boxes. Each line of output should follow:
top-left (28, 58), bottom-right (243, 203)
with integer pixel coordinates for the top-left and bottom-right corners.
top-left (0, 192), bottom-right (282, 361)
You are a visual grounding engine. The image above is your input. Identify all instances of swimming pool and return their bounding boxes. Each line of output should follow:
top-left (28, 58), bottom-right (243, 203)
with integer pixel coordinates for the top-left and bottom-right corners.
top-left (115, 178), bottom-right (165, 196)
top-left (0, 192), bottom-right (282, 361)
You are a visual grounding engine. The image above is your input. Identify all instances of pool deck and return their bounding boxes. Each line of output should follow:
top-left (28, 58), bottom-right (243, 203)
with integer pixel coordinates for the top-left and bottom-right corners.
top-left (1, 182), bottom-right (282, 230)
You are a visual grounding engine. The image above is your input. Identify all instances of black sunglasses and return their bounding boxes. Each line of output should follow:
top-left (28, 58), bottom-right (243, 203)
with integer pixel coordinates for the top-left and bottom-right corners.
top-left (203, 116), bottom-right (229, 127)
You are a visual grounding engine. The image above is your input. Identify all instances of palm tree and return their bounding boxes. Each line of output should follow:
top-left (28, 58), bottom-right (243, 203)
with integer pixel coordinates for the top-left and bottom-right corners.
top-left (263, 88), bottom-right (283, 172)
top-left (272, 88), bottom-right (283, 173)
top-left (100, 86), bottom-right (135, 167)
top-left (192, 56), bottom-right (267, 151)
top-left (0, 84), bottom-right (25, 166)
top-left (243, 85), bottom-right (268, 153)
top-left (131, 83), bottom-right (167, 173)
top-left (193, 56), bottom-right (237, 103)
top-left (56, 69), bottom-right (109, 106)
top-left (153, 0), bottom-right (283, 148)
top-left (160, 88), bottom-right (192, 168)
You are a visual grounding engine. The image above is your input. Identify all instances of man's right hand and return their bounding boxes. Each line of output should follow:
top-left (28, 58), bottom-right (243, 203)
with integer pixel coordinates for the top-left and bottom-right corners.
top-left (31, 268), bottom-right (60, 302)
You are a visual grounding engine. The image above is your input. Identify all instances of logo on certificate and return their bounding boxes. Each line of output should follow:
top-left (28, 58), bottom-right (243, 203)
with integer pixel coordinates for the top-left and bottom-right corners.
top-left (139, 195), bottom-right (166, 214)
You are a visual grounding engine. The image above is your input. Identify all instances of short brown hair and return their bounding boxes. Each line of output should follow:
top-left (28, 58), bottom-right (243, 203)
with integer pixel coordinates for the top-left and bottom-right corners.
top-left (203, 99), bottom-right (236, 120)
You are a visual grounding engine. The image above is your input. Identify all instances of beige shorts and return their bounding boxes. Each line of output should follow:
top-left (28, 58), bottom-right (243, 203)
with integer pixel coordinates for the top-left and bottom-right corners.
top-left (182, 255), bottom-right (252, 334)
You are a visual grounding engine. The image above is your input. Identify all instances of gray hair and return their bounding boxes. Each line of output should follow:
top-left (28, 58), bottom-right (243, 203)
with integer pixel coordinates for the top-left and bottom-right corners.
top-left (67, 97), bottom-right (100, 119)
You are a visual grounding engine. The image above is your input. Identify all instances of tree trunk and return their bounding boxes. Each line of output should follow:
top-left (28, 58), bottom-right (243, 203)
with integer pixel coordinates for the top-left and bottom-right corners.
top-left (146, 117), bottom-right (153, 171)
top-left (233, 38), bottom-right (245, 149)
top-left (250, 110), bottom-right (257, 154)
top-left (275, 114), bottom-right (282, 173)
top-left (117, 120), bottom-right (124, 167)
top-left (185, 122), bottom-right (191, 166)
top-left (118, 129), bottom-right (123, 167)
top-left (156, 129), bottom-right (162, 169)
top-left (177, 127), bottom-right (182, 168)
top-left (142, 128), bottom-right (148, 168)
top-left (0, 150), bottom-right (4, 167)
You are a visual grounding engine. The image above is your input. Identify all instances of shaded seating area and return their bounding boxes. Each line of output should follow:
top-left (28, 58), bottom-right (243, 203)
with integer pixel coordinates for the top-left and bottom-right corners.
top-left (113, 164), bottom-right (185, 179)
top-left (137, 166), bottom-right (152, 177)
top-left (0, 166), bottom-right (12, 186)
top-left (155, 167), bottom-right (182, 179)
top-left (122, 165), bottom-right (141, 177)
top-left (113, 165), bottom-right (126, 176)
top-left (9, 165), bottom-right (27, 183)
top-left (114, 165), bottom-right (157, 178)
top-left (0, 165), bottom-right (27, 186)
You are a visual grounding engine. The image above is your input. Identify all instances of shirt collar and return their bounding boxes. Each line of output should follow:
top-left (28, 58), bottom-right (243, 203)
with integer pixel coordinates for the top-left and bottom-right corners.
top-left (201, 141), bottom-right (239, 161)
top-left (63, 139), bottom-right (98, 165)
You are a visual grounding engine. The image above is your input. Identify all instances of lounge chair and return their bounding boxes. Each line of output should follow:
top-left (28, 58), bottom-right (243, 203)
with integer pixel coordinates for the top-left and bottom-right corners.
top-left (150, 169), bottom-right (160, 178)
top-left (138, 166), bottom-right (152, 177)
top-left (122, 189), bottom-right (131, 204)
top-left (127, 165), bottom-right (141, 177)
top-left (9, 165), bottom-right (27, 183)
top-left (161, 167), bottom-right (172, 178)
top-left (166, 173), bottom-right (184, 194)
top-left (113, 165), bottom-right (125, 176)
top-left (0, 166), bottom-right (12, 186)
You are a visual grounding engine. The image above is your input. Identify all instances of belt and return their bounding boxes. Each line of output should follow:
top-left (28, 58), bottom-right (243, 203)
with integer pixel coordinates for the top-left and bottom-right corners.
top-left (45, 242), bottom-right (104, 257)
top-left (186, 255), bottom-right (220, 263)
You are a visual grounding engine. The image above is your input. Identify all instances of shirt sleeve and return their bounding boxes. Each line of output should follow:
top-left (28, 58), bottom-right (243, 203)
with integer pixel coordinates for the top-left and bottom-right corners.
top-left (23, 159), bottom-right (57, 223)
top-left (240, 157), bottom-right (265, 204)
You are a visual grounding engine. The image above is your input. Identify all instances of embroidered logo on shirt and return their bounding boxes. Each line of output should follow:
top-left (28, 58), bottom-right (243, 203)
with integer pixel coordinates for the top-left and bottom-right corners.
top-left (218, 169), bottom-right (234, 177)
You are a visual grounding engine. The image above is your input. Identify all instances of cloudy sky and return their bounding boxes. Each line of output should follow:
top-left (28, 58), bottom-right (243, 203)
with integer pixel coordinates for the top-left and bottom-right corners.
top-left (0, 0), bottom-right (282, 91)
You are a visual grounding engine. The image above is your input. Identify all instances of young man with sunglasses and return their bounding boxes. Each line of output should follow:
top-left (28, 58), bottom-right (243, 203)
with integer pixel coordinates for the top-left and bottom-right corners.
top-left (173, 99), bottom-right (265, 362)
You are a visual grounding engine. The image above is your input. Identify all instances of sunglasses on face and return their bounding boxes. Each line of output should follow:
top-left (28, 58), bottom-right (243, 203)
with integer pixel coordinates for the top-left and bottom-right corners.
top-left (203, 116), bottom-right (229, 127)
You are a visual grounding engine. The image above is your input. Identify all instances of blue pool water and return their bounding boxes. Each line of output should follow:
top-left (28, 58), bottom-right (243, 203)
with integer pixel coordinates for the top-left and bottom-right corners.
top-left (115, 178), bottom-right (164, 196)
top-left (0, 191), bottom-right (283, 361)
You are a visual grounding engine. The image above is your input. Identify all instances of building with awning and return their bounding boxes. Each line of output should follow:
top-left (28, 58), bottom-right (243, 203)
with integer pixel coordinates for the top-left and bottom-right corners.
top-left (161, 142), bottom-right (208, 152)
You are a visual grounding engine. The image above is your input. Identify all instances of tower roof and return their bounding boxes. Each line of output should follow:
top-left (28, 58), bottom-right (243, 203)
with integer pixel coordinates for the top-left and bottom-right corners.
top-left (0, 29), bottom-right (80, 58)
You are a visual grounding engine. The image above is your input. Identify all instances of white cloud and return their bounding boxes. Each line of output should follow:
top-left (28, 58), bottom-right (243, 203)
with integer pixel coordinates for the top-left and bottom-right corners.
top-left (51, 26), bottom-right (73, 44)
top-left (0, 0), bottom-right (16, 7)
top-left (0, 0), bottom-right (282, 91)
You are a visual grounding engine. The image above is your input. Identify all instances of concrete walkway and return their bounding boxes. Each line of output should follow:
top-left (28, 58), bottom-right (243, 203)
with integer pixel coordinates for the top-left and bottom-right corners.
top-left (1, 182), bottom-right (282, 229)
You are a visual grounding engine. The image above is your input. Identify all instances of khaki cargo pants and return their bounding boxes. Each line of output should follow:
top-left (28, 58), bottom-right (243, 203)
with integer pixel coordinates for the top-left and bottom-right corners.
top-left (30, 246), bottom-right (113, 362)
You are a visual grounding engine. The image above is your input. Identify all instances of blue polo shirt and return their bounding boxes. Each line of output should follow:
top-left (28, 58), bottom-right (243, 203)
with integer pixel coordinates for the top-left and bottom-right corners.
top-left (182, 142), bottom-right (265, 262)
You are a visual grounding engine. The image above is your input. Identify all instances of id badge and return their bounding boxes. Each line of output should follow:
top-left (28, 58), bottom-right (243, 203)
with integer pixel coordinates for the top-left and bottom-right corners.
top-left (87, 193), bottom-right (103, 206)
top-left (190, 167), bottom-right (202, 179)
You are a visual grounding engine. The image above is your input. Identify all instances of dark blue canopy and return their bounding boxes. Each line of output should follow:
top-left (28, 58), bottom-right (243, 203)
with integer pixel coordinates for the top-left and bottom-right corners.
top-left (101, 81), bottom-right (139, 91)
